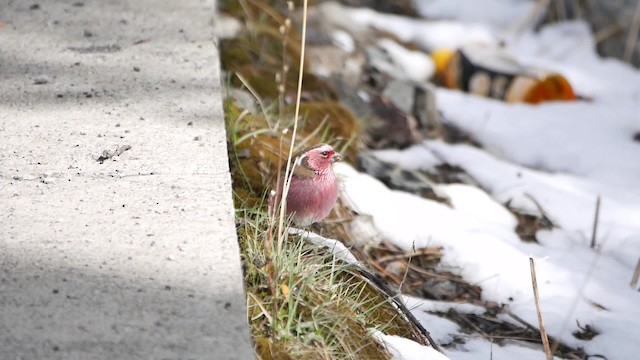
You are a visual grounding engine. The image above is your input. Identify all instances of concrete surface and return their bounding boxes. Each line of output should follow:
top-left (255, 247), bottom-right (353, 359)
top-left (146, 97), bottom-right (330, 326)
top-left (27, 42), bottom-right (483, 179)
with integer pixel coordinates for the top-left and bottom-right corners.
top-left (0, 0), bottom-right (253, 359)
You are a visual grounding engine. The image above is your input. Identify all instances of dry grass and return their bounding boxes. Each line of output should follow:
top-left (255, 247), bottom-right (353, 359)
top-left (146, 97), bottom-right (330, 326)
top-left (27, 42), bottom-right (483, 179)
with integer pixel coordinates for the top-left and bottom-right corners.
top-left (238, 209), bottom-right (393, 359)
top-left (221, 1), bottom-right (440, 358)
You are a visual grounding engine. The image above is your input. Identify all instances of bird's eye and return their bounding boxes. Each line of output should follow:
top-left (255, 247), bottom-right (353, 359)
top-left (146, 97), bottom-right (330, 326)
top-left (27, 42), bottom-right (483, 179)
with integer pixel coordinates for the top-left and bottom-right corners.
top-left (320, 150), bottom-right (329, 157)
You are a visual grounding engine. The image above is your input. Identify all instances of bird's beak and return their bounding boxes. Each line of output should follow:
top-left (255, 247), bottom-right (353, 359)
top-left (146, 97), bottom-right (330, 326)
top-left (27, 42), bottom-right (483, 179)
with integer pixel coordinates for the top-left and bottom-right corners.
top-left (331, 152), bottom-right (343, 163)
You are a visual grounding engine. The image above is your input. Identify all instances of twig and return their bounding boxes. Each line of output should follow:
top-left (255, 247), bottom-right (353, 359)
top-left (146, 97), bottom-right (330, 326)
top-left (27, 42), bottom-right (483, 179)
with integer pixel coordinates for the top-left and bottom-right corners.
top-left (490, 340), bottom-right (494, 360)
top-left (524, 192), bottom-right (558, 228)
top-left (571, 0), bottom-right (582, 20)
top-left (446, 309), bottom-right (490, 339)
top-left (235, 73), bottom-right (273, 130)
top-left (590, 196), bottom-right (601, 249)
top-left (296, 115), bottom-right (329, 150)
top-left (631, 257), bottom-right (640, 289)
top-left (555, 0), bottom-right (567, 21)
top-left (369, 259), bottom-right (403, 285)
top-left (398, 243), bottom-right (416, 293)
top-left (529, 257), bottom-right (553, 360)
top-left (355, 267), bottom-right (441, 350)
top-left (277, 0), bottom-right (308, 250)
top-left (512, 0), bottom-right (550, 37)
top-left (406, 264), bottom-right (471, 284)
top-left (594, 24), bottom-right (624, 44)
top-left (623, 0), bottom-right (640, 62)
top-left (377, 247), bottom-right (442, 263)
top-left (508, 311), bottom-right (544, 333)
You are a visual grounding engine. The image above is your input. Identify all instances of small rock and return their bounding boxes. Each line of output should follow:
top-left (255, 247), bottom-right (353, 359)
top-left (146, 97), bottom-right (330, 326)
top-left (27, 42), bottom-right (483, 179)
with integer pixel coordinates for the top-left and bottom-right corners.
top-left (133, 66), bottom-right (140, 72)
top-left (34, 75), bottom-right (50, 85)
top-left (349, 215), bottom-right (383, 247)
top-left (368, 94), bottom-right (422, 149)
top-left (382, 80), bottom-right (414, 113)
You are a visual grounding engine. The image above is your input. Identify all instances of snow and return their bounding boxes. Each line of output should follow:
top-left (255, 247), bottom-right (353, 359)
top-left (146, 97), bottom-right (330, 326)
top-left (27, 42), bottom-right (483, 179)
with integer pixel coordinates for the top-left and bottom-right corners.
top-left (435, 91), bottom-right (640, 193)
top-left (370, 38), bottom-right (435, 83)
top-left (318, 2), bottom-right (497, 51)
top-left (330, 30), bottom-right (355, 53)
top-left (373, 145), bottom-right (441, 171)
top-left (446, 338), bottom-right (557, 360)
top-left (373, 330), bottom-right (452, 360)
top-left (325, 1), bottom-right (640, 359)
top-left (289, 227), bottom-right (362, 266)
top-left (424, 141), bottom-right (640, 268)
top-left (413, 0), bottom-right (537, 31)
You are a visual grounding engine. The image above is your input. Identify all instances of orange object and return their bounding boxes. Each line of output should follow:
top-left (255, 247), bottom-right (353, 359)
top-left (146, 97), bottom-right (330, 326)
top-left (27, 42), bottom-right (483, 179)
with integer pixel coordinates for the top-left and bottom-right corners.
top-left (433, 47), bottom-right (576, 104)
top-left (521, 74), bottom-right (576, 103)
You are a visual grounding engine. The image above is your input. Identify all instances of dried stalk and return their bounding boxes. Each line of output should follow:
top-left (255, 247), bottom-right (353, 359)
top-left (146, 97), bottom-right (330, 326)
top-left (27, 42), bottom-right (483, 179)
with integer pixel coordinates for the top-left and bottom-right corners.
top-left (623, 0), bottom-right (640, 62)
top-left (277, 0), bottom-right (308, 250)
top-left (631, 257), bottom-right (640, 288)
top-left (590, 196), bottom-right (601, 249)
top-left (530, 257), bottom-right (553, 360)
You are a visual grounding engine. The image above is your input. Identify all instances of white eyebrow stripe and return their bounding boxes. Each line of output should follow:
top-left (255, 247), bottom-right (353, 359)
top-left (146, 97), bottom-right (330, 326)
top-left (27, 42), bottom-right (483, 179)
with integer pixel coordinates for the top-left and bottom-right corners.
top-left (294, 153), bottom-right (306, 167)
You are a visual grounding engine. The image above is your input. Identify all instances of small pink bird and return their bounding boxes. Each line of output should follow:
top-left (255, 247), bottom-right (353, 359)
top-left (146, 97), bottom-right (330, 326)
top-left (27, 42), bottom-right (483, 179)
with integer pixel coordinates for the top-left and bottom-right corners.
top-left (274, 143), bottom-right (342, 226)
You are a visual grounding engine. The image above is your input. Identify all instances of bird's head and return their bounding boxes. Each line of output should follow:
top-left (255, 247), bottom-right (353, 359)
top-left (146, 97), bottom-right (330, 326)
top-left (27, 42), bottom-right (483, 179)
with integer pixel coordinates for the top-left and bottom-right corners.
top-left (295, 143), bottom-right (342, 175)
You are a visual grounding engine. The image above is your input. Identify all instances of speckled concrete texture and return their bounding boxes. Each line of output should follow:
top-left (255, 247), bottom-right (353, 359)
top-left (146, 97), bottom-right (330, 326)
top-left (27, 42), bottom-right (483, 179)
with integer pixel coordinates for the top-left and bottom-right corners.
top-left (0, 0), bottom-right (253, 358)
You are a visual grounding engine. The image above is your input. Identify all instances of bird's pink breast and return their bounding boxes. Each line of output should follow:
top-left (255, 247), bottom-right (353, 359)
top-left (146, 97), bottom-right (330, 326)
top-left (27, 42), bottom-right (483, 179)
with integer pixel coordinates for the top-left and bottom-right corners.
top-left (286, 172), bottom-right (338, 226)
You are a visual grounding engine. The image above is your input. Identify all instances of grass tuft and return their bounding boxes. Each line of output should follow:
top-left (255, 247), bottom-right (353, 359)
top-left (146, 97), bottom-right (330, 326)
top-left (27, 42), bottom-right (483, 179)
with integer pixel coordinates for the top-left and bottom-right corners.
top-left (237, 208), bottom-right (392, 359)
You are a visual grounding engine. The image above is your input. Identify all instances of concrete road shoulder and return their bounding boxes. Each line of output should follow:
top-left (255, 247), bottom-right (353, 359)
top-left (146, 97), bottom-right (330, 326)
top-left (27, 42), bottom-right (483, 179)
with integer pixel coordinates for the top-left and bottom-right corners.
top-left (0, 1), bottom-right (253, 359)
